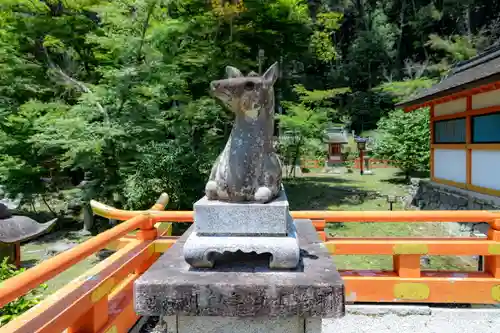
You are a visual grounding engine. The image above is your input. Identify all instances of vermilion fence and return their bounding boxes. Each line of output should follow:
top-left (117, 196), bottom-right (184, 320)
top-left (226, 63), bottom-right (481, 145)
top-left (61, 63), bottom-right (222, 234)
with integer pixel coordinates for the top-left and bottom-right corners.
top-left (300, 159), bottom-right (323, 169)
top-left (353, 158), bottom-right (395, 169)
top-left (300, 158), bottom-right (395, 169)
top-left (0, 196), bottom-right (499, 333)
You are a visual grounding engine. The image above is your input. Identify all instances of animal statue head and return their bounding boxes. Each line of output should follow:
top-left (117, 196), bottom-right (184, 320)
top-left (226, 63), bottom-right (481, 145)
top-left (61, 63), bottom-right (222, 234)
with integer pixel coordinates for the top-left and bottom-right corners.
top-left (210, 62), bottom-right (278, 121)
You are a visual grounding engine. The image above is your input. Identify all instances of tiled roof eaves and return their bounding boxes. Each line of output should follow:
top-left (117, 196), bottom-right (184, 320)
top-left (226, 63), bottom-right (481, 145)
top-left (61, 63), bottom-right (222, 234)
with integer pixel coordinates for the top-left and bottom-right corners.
top-left (396, 49), bottom-right (500, 109)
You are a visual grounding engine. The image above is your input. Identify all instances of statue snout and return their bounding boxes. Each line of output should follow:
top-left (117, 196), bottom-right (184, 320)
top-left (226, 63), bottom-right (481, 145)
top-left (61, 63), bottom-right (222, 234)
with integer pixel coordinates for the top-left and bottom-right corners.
top-left (210, 81), bottom-right (221, 92)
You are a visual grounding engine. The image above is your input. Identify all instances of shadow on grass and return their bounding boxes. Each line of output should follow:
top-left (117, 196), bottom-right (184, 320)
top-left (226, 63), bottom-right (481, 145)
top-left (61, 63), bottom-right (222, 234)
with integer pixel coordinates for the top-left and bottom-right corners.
top-left (172, 222), bottom-right (192, 236)
top-left (26, 230), bottom-right (88, 246)
top-left (380, 170), bottom-right (430, 185)
top-left (20, 259), bottom-right (39, 269)
top-left (284, 176), bottom-right (357, 184)
top-left (284, 177), bottom-right (379, 210)
top-left (381, 177), bottom-right (409, 185)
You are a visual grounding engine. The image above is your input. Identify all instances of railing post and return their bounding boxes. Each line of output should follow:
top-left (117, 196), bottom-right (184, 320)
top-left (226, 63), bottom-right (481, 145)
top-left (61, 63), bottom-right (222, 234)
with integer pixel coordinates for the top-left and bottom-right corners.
top-left (67, 293), bottom-right (109, 333)
top-left (484, 219), bottom-right (500, 278)
top-left (393, 255), bottom-right (421, 278)
top-left (67, 214), bottom-right (155, 333)
top-left (313, 219), bottom-right (326, 241)
top-left (392, 244), bottom-right (424, 278)
top-left (135, 216), bottom-right (159, 275)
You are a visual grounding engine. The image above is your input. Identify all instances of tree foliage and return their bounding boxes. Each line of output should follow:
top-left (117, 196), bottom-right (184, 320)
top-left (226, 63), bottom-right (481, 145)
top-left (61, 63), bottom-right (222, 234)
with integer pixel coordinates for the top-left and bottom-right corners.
top-left (1, 0), bottom-right (500, 217)
top-left (278, 83), bottom-right (348, 175)
top-left (0, 258), bottom-right (47, 325)
top-left (372, 108), bottom-right (430, 179)
top-left (0, 0), bottom-right (316, 212)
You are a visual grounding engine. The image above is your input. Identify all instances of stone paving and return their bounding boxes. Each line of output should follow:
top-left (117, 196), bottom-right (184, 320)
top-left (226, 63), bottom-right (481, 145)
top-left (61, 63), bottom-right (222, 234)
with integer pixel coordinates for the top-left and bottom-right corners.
top-left (325, 305), bottom-right (500, 333)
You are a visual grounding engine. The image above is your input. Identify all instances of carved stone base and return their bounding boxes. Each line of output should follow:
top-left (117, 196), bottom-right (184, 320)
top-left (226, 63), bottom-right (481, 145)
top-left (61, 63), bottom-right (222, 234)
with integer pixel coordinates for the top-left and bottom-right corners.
top-left (182, 223), bottom-right (300, 269)
top-left (134, 220), bottom-right (345, 318)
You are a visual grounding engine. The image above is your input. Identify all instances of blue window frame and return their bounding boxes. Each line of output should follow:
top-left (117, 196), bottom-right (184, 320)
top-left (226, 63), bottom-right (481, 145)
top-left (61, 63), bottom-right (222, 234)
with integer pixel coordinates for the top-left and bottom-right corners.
top-left (472, 112), bottom-right (500, 143)
top-left (433, 118), bottom-right (466, 144)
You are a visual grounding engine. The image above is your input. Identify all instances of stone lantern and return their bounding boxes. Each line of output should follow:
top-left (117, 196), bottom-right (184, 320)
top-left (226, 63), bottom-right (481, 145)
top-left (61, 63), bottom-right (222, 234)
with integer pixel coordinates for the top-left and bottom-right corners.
top-left (354, 136), bottom-right (369, 175)
top-left (0, 203), bottom-right (57, 268)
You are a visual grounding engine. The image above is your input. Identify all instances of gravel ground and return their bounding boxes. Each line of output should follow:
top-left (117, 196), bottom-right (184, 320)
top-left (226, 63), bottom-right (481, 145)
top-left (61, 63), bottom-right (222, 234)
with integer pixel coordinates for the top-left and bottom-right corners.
top-left (325, 306), bottom-right (500, 333)
top-left (133, 306), bottom-right (500, 333)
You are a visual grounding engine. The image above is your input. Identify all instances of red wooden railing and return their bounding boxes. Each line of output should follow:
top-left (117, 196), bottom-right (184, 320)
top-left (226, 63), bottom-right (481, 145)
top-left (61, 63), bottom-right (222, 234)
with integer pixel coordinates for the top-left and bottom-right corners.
top-left (0, 196), bottom-right (499, 332)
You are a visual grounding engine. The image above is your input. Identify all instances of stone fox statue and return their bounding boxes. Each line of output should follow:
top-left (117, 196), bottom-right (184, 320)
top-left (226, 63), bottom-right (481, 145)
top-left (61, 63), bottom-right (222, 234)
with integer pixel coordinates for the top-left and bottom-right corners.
top-left (205, 62), bottom-right (282, 203)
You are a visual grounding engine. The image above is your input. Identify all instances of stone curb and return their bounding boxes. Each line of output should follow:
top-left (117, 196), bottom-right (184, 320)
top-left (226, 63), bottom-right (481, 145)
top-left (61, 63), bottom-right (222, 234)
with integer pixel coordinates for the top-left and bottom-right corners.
top-left (430, 307), bottom-right (500, 315)
top-left (346, 304), bottom-right (500, 317)
top-left (346, 304), bottom-right (431, 316)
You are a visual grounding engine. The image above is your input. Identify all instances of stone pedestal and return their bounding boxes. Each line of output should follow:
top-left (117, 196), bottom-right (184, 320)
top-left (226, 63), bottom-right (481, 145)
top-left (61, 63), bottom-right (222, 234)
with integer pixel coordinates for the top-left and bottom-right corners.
top-left (183, 189), bottom-right (301, 269)
top-left (134, 220), bottom-right (345, 333)
top-left (194, 190), bottom-right (290, 236)
top-left (152, 316), bottom-right (322, 333)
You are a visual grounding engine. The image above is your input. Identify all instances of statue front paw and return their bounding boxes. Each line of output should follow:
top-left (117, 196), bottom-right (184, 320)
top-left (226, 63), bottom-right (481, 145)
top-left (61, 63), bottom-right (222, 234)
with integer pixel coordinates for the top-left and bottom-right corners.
top-left (205, 181), bottom-right (218, 200)
top-left (254, 186), bottom-right (273, 203)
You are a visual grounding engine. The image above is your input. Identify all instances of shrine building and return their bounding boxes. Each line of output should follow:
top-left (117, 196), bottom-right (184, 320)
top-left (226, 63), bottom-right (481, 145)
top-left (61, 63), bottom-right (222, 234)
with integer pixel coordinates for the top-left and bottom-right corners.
top-left (325, 125), bottom-right (349, 165)
top-left (397, 46), bottom-right (500, 202)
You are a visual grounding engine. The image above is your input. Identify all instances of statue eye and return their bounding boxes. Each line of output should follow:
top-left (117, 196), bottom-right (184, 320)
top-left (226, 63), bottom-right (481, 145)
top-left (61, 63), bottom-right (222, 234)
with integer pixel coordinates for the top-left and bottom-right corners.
top-left (244, 81), bottom-right (255, 91)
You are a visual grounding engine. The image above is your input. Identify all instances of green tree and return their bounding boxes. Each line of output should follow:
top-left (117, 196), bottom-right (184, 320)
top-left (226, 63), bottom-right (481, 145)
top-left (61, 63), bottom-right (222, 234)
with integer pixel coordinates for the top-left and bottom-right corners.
top-left (278, 102), bottom-right (327, 176)
top-left (278, 84), bottom-right (349, 176)
top-left (372, 108), bottom-right (430, 180)
top-left (2, 0), bottom-right (500, 220)
top-left (30, 0), bottom-right (228, 211)
top-left (0, 0), bottom-right (318, 214)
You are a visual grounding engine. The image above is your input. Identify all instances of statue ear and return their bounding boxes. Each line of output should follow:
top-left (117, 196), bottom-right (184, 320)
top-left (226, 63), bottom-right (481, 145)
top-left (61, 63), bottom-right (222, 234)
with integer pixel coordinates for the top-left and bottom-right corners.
top-left (263, 62), bottom-right (278, 85)
top-left (226, 66), bottom-right (243, 78)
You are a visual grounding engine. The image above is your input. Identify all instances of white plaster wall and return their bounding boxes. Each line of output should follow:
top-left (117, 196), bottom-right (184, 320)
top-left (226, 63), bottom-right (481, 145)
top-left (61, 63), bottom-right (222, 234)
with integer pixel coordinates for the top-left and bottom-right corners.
top-left (471, 89), bottom-right (500, 110)
top-left (433, 149), bottom-right (467, 183)
top-left (471, 150), bottom-right (500, 190)
top-left (434, 98), bottom-right (467, 117)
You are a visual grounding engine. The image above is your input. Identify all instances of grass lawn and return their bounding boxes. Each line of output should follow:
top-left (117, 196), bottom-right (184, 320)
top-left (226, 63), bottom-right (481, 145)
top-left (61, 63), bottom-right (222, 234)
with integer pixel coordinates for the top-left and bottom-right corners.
top-left (21, 230), bottom-right (97, 296)
top-left (284, 167), bottom-right (478, 272)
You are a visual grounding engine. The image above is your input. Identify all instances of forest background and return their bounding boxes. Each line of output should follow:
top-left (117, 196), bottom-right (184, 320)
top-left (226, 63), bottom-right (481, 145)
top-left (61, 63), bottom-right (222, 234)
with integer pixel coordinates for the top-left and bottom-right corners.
top-left (1, 0), bottom-right (499, 221)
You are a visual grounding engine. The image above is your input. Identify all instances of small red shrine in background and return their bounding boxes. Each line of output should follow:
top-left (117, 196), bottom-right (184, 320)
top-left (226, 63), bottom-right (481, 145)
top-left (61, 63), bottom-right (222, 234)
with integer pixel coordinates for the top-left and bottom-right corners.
top-left (325, 126), bottom-right (348, 164)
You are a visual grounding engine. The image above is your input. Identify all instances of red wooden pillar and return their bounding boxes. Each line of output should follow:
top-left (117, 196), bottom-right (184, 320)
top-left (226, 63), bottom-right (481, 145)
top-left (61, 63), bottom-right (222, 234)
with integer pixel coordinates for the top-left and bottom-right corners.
top-left (14, 242), bottom-right (21, 269)
top-left (359, 149), bottom-right (364, 175)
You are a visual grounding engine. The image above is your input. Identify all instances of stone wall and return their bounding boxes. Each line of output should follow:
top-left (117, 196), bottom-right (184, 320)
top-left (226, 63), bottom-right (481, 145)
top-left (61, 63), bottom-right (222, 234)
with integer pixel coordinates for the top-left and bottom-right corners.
top-left (407, 179), bottom-right (500, 235)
